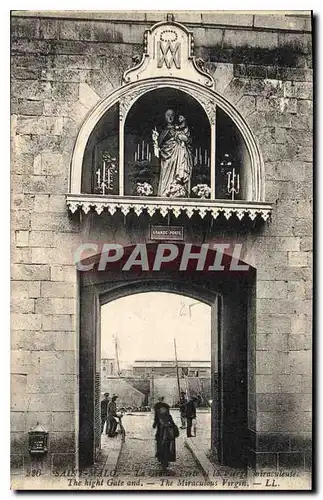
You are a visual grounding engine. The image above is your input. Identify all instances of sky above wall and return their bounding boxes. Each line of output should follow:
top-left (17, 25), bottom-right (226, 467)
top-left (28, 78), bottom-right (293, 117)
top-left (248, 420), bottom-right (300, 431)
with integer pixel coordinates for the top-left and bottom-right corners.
top-left (101, 292), bottom-right (211, 368)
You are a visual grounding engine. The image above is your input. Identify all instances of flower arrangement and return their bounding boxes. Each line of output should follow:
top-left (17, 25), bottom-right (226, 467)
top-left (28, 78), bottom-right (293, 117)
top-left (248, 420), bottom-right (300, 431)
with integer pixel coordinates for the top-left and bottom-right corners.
top-left (131, 158), bottom-right (156, 195)
top-left (136, 182), bottom-right (153, 196)
top-left (102, 151), bottom-right (117, 165)
top-left (220, 153), bottom-right (232, 168)
top-left (192, 184), bottom-right (211, 199)
top-left (165, 177), bottom-right (187, 198)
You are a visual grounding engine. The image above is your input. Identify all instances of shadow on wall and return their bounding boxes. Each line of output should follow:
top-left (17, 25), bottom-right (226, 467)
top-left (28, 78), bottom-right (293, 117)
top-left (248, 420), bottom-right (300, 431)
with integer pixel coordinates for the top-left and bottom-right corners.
top-left (197, 43), bottom-right (312, 67)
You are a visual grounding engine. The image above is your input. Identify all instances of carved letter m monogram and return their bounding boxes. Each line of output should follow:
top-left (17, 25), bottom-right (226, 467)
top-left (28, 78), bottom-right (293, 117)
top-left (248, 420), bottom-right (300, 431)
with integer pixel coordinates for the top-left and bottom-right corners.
top-left (157, 41), bottom-right (181, 69)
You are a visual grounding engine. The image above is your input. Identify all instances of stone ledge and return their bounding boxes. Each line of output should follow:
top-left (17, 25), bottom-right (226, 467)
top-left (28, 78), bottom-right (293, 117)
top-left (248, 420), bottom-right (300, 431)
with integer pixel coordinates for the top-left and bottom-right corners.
top-left (254, 14), bottom-right (311, 32)
top-left (94, 433), bottom-right (124, 474)
top-left (66, 194), bottom-right (273, 222)
top-left (11, 11), bottom-right (312, 34)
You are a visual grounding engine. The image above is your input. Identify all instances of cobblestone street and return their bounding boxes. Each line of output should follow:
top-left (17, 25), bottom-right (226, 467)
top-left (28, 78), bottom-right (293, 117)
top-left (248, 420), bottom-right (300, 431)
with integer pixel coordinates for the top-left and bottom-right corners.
top-left (113, 410), bottom-right (209, 483)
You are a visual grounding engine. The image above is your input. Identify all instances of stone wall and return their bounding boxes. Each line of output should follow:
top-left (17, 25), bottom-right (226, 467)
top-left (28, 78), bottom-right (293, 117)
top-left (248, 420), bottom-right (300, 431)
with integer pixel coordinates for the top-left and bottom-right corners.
top-left (11, 11), bottom-right (312, 472)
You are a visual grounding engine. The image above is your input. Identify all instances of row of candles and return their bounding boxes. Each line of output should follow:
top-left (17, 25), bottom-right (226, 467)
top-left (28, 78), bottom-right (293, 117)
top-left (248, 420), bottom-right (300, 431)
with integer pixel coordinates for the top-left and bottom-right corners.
top-left (193, 148), bottom-right (210, 167)
top-left (134, 140), bottom-right (152, 162)
top-left (94, 150), bottom-right (240, 200)
top-left (133, 140), bottom-right (211, 167)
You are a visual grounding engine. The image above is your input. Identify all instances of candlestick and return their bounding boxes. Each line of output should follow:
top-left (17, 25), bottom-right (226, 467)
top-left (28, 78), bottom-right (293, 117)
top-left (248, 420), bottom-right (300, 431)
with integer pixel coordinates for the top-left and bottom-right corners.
top-left (137, 143), bottom-right (140, 158)
top-left (204, 150), bottom-right (207, 165)
top-left (103, 161), bottom-right (106, 194)
top-left (107, 168), bottom-right (111, 190)
top-left (134, 151), bottom-right (137, 161)
top-left (146, 143), bottom-right (149, 160)
top-left (142, 140), bottom-right (144, 160)
top-left (149, 152), bottom-right (152, 162)
top-left (96, 168), bottom-right (101, 187)
top-left (227, 167), bottom-right (240, 201)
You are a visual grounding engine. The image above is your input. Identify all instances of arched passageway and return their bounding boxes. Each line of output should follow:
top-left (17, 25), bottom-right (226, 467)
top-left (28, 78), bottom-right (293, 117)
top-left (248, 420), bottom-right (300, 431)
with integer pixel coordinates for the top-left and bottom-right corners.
top-left (78, 244), bottom-right (256, 470)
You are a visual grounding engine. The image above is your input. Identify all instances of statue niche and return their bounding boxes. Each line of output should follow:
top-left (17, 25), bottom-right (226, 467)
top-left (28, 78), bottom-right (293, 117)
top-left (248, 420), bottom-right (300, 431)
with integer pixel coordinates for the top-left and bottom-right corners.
top-left (124, 88), bottom-right (211, 199)
top-left (81, 89), bottom-right (248, 203)
top-left (153, 109), bottom-right (194, 197)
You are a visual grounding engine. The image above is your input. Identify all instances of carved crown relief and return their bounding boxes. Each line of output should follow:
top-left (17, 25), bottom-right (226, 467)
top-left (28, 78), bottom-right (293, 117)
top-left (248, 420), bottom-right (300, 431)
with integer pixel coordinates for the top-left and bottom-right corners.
top-left (122, 21), bottom-right (215, 89)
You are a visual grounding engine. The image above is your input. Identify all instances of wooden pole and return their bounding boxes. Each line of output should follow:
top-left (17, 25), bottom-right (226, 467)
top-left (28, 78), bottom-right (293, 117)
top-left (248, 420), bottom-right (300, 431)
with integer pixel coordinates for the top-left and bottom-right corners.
top-left (151, 371), bottom-right (154, 407)
top-left (174, 338), bottom-right (181, 405)
top-left (114, 335), bottom-right (121, 376)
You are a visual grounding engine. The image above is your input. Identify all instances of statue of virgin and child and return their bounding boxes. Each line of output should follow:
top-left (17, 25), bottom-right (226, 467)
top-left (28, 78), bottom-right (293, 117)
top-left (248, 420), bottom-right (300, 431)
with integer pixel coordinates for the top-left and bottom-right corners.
top-left (152, 109), bottom-right (194, 198)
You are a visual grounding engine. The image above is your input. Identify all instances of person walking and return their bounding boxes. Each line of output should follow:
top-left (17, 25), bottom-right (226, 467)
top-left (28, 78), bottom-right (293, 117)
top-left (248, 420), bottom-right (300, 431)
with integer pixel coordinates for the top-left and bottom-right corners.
top-left (100, 392), bottom-right (110, 434)
top-left (185, 396), bottom-right (197, 438)
top-left (179, 392), bottom-right (187, 429)
top-left (153, 401), bottom-right (179, 469)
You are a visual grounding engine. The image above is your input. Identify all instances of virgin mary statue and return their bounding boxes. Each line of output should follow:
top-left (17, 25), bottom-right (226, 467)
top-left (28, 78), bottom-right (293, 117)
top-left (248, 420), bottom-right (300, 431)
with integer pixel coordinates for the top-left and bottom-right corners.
top-left (152, 109), bottom-right (194, 197)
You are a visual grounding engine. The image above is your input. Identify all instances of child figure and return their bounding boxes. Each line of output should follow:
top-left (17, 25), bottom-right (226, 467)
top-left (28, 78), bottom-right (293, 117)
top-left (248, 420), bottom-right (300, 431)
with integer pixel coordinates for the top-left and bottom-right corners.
top-left (174, 115), bottom-right (193, 194)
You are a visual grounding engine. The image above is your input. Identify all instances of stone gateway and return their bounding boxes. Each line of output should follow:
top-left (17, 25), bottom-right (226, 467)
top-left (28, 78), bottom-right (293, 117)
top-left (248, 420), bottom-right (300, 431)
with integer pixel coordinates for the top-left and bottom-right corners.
top-left (10, 10), bottom-right (313, 491)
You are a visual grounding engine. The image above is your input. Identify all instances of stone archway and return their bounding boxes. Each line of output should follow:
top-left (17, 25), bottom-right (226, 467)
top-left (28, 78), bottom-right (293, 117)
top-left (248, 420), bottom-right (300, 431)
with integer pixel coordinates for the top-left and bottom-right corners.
top-left (78, 244), bottom-right (256, 470)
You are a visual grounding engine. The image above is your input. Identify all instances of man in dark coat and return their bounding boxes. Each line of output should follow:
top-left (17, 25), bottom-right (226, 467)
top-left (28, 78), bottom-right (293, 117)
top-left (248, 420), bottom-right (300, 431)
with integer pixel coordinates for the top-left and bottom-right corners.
top-left (107, 394), bottom-right (118, 437)
top-left (100, 392), bottom-right (110, 434)
top-left (185, 396), bottom-right (196, 438)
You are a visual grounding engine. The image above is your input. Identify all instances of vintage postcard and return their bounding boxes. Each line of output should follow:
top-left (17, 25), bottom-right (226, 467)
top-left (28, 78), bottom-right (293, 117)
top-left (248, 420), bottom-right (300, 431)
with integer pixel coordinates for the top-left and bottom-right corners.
top-left (11, 10), bottom-right (313, 491)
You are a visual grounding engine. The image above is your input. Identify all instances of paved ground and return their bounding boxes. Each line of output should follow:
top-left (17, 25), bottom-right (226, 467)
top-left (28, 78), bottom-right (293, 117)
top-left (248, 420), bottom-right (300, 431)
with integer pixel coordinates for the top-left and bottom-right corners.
top-left (11, 410), bottom-right (311, 490)
top-left (114, 409), bottom-right (208, 488)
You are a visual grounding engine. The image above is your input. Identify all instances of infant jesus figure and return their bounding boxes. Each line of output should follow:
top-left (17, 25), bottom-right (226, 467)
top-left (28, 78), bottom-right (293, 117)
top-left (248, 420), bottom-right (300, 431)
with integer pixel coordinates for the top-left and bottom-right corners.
top-left (173, 114), bottom-right (194, 196)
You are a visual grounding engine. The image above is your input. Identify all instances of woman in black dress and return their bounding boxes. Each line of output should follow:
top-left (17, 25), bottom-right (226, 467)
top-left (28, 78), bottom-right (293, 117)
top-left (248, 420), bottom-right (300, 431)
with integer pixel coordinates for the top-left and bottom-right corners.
top-left (153, 402), bottom-right (179, 469)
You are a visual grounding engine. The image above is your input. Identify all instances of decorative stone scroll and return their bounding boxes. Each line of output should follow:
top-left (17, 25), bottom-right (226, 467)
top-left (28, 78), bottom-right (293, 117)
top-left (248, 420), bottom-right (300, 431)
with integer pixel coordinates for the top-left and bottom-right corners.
top-left (189, 90), bottom-right (217, 124)
top-left (66, 194), bottom-right (272, 222)
top-left (122, 21), bottom-right (215, 90)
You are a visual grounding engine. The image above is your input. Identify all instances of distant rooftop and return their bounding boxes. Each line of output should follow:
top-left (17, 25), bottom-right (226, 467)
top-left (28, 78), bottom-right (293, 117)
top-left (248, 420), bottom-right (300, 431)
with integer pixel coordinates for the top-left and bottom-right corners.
top-left (134, 360), bottom-right (210, 362)
top-left (133, 360), bottom-right (211, 367)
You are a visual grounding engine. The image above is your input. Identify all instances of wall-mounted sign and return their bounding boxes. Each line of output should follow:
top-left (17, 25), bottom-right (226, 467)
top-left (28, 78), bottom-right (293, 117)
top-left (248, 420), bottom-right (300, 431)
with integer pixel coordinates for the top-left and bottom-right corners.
top-left (150, 225), bottom-right (184, 241)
